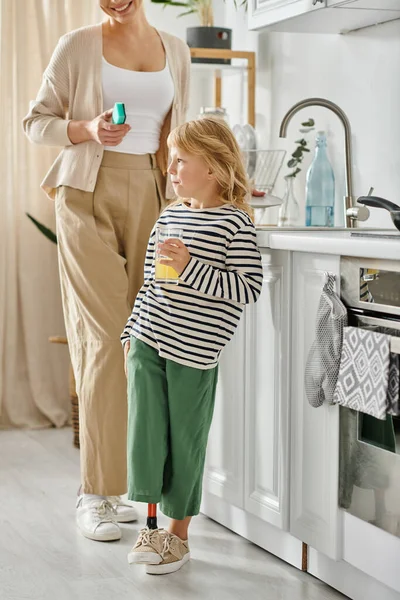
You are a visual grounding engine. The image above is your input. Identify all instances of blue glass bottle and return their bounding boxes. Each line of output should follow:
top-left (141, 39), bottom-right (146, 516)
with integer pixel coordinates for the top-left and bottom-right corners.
top-left (305, 131), bottom-right (335, 227)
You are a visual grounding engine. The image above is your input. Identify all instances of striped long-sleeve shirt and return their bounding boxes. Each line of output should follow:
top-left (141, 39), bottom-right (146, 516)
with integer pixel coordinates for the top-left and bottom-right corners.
top-left (121, 202), bottom-right (263, 369)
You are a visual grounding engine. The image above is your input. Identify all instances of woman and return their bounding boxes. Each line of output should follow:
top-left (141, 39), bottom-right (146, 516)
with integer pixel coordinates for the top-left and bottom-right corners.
top-left (23, 0), bottom-right (191, 543)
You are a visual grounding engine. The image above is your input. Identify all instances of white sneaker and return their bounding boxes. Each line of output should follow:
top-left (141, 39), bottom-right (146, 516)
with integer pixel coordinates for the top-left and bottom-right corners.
top-left (76, 496), bottom-right (121, 542)
top-left (107, 496), bottom-right (138, 523)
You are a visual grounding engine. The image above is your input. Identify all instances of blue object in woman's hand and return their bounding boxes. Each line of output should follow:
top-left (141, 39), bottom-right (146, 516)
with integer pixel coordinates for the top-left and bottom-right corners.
top-left (112, 102), bottom-right (126, 125)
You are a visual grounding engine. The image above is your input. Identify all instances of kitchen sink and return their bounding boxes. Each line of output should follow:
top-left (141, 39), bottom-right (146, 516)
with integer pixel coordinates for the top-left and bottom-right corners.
top-left (350, 230), bottom-right (400, 239)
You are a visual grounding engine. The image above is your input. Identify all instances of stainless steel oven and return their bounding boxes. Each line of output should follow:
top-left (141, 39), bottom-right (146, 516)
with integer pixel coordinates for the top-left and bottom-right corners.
top-left (339, 256), bottom-right (400, 537)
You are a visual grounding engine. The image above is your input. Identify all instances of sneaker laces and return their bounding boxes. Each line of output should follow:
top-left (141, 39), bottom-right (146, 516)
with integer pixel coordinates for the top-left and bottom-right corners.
top-left (108, 495), bottom-right (123, 508)
top-left (89, 499), bottom-right (116, 524)
top-left (161, 533), bottom-right (181, 559)
top-left (108, 495), bottom-right (135, 510)
top-left (135, 527), bottom-right (163, 550)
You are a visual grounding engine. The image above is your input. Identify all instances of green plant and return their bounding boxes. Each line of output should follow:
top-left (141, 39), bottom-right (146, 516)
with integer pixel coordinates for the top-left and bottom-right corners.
top-left (26, 213), bottom-right (57, 244)
top-left (150, 0), bottom-right (247, 27)
top-left (286, 118), bottom-right (315, 179)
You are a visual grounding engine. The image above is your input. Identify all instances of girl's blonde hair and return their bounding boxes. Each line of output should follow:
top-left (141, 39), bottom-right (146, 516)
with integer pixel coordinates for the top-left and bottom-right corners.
top-left (167, 118), bottom-right (254, 220)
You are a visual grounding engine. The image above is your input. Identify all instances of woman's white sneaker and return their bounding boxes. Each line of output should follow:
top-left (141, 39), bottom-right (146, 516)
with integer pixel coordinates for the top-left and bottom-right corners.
top-left (107, 496), bottom-right (138, 523)
top-left (76, 496), bottom-right (121, 541)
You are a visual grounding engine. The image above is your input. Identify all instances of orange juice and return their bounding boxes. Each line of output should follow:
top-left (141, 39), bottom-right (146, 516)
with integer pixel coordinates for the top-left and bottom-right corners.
top-left (154, 226), bottom-right (183, 284)
top-left (155, 259), bottom-right (179, 283)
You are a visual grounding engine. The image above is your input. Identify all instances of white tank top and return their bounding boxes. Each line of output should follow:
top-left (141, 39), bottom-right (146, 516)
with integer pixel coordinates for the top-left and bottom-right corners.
top-left (102, 56), bottom-right (175, 155)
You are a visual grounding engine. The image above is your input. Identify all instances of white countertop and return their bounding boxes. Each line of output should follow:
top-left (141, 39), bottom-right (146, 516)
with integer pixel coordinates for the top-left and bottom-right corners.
top-left (256, 227), bottom-right (400, 260)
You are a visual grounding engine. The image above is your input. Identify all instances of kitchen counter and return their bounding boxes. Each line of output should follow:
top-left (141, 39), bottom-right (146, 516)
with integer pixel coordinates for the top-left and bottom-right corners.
top-left (202, 234), bottom-right (400, 600)
top-left (256, 227), bottom-right (400, 260)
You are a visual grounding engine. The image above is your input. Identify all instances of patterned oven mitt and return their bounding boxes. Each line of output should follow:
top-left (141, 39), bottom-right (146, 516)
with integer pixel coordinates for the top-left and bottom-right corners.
top-left (304, 274), bottom-right (348, 407)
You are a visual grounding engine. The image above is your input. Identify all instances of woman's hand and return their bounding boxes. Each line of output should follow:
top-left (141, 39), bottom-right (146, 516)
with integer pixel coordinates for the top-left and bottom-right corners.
top-left (159, 238), bottom-right (191, 276)
top-left (124, 340), bottom-right (130, 378)
top-left (67, 109), bottom-right (131, 145)
top-left (87, 109), bottom-right (131, 146)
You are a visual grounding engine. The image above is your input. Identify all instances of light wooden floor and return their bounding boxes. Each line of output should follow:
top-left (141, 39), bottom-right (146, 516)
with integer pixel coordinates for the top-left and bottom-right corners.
top-left (0, 428), bottom-right (348, 600)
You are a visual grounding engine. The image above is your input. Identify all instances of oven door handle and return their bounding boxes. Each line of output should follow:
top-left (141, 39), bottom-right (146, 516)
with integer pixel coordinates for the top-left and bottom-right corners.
top-left (348, 310), bottom-right (400, 353)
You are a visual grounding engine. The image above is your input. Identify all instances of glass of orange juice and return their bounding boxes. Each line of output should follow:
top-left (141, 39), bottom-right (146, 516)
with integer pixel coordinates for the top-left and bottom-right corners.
top-left (155, 227), bottom-right (184, 284)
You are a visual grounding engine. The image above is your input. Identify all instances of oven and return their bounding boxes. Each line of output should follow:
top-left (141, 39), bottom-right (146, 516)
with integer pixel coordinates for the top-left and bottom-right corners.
top-left (339, 256), bottom-right (400, 537)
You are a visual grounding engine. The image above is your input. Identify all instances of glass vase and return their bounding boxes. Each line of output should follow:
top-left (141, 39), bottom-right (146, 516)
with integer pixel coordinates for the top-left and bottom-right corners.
top-left (277, 177), bottom-right (300, 227)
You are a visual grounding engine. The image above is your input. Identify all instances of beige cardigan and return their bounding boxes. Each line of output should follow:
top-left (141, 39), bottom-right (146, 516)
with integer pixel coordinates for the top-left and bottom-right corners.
top-left (23, 24), bottom-right (191, 199)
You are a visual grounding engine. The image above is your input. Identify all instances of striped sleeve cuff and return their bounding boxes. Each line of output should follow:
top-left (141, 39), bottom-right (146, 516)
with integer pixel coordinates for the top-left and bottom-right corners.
top-left (120, 332), bottom-right (130, 347)
top-left (179, 257), bottom-right (212, 290)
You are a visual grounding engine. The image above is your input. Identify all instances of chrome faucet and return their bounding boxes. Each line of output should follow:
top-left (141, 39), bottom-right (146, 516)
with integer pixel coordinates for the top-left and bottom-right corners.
top-left (279, 97), bottom-right (370, 228)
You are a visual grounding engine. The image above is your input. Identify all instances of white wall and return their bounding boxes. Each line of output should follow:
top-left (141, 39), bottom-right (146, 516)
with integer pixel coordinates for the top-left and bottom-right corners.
top-left (146, 1), bottom-right (400, 229)
top-left (146, 0), bottom-right (227, 122)
top-left (261, 21), bottom-right (400, 229)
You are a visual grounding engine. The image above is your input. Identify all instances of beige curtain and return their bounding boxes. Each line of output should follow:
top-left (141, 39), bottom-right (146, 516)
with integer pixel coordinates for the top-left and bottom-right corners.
top-left (0, 1), bottom-right (101, 429)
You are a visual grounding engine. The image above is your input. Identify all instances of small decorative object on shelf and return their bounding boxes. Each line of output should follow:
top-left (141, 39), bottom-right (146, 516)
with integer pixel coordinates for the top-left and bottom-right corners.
top-left (150, 0), bottom-right (247, 64)
top-left (198, 106), bottom-right (230, 123)
top-left (277, 176), bottom-right (300, 227)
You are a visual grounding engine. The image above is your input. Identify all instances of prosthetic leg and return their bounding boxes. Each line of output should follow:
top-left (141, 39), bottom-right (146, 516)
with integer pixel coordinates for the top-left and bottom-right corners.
top-left (147, 503), bottom-right (158, 530)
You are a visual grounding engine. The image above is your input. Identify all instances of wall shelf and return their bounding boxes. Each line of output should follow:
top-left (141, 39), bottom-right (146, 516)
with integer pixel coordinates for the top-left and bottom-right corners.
top-left (190, 63), bottom-right (248, 74)
top-left (189, 48), bottom-right (256, 127)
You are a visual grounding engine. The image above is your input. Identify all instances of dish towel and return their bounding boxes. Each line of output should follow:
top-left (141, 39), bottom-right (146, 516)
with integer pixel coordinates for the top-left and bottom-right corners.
top-left (388, 352), bottom-right (400, 416)
top-left (333, 326), bottom-right (391, 420)
top-left (304, 274), bottom-right (348, 407)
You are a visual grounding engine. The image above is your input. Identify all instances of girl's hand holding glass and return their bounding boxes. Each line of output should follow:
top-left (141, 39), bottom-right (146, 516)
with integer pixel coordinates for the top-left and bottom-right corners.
top-left (158, 238), bottom-right (191, 277)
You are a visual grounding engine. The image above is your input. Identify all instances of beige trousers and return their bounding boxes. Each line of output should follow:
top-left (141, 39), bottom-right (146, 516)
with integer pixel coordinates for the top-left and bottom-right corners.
top-left (55, 151), bottom-right (165, 495)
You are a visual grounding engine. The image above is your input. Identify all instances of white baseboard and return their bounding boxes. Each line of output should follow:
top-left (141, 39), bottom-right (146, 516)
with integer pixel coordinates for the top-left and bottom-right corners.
top-left (201, 492), bottom-right (303, 570)
top-left (342, 512), bottom-right (400, 595)
top-left (202, 495), bottom-right (400, 599)
top-left (308, 547), bottom-right (400, 600)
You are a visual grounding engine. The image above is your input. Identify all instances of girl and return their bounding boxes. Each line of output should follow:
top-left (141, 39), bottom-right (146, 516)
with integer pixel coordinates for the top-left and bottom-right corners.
top-left (121, 117), bottom-right (263, 575)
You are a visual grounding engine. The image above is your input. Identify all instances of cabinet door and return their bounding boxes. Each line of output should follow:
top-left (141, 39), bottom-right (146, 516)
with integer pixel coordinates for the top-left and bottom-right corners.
top-left (248, 0), bottom-right (325, 30)
top-left (203, 317), bottom-right (246, 508)
top-left (290, 252), bottom-right (341, 559)
top-left (244, 250), bottom-right (290, 530)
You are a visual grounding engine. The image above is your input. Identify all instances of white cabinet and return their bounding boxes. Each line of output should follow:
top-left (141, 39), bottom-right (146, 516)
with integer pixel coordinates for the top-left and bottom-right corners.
top-left (204, 248), bottom-right (342, 556)
top-left (248, 0), bottom-right (400, 33)
top-left (289, 252), bottom-right (341, 560)
top-left (202, 243), bottom-right (400, 599)
top-left (244, 250), bottom-right (290, 530)
top-left (248, 0), bottom-right (324, 31)
top-left (203, 249), bottom-right (290, 530)
top-left (203, 317), bottom-right (246, 509)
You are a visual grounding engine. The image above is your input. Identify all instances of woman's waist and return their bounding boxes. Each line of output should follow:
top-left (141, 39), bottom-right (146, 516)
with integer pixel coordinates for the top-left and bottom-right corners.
top-left (101, 150), bottom-right (158, 170)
